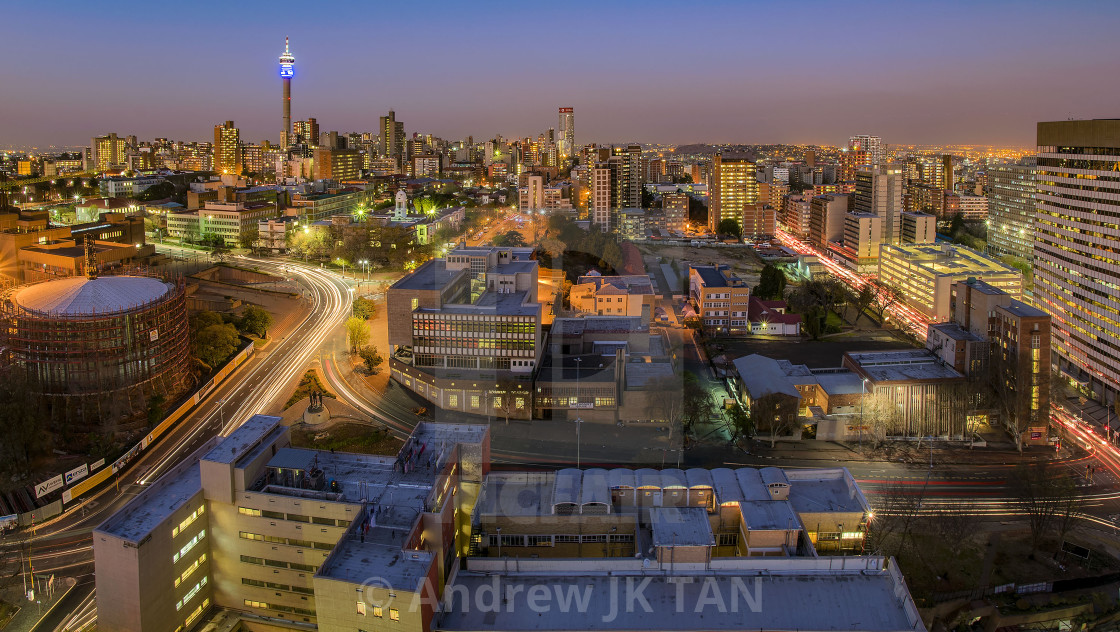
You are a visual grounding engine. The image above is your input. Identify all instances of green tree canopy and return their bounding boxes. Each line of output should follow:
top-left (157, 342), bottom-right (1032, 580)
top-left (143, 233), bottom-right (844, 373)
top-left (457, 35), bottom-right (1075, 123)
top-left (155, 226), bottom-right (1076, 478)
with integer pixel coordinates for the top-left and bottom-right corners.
top-left (754, 264), bottom-right (787, 300)
top-left (193, 323), bottom-right (240, 368)
top-left (239, 305), bottom-right (273, 338)
top-left (716, 218), bottom-right (742, 238)
top-left (492, 230), bottom-right (526, 247)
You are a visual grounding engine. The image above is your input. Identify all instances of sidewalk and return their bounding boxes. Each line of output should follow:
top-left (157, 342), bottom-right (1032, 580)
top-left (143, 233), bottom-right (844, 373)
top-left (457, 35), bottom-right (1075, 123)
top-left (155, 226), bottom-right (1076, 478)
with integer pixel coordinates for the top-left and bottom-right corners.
top-left (0, 577), bottom-right (75, 632)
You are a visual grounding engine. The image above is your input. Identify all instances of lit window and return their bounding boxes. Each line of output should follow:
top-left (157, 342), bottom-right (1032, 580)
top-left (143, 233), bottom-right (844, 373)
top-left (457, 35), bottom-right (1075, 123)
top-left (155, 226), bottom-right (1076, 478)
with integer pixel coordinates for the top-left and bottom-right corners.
top-left (390, 608), bottom-right (400, 621)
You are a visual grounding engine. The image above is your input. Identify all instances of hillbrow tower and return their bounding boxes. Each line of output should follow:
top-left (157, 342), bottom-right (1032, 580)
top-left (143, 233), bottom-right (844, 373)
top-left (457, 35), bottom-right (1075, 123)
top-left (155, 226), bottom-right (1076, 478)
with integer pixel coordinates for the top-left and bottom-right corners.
top-left (278, 37), bottom-right (295, 150)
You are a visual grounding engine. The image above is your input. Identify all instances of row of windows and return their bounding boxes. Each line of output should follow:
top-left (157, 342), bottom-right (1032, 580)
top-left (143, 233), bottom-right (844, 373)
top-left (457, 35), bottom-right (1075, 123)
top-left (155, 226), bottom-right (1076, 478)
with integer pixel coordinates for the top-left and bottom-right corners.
top-left (237, 507), bottom-right (349, 527)
top-left (357, 603), bottom-right (400, 620)
top-left (172, 505), bottom-right (205, 539)
top-left (242, 577), bottom-right (315, 595)
top-left (490, 533), bottom-right (635, 546)
top-left (176, 576), bottom-right (207, 612)
top-left (174, 553), bottom-right (206, 588)
top-left (240, 554), bottom-right (318, 573)
top-left (239, 531), bottom-right (335, 550)
top-left (173, 530), bottom-right (206, 564)
top-left (244, 599), bottom-right (315, 617)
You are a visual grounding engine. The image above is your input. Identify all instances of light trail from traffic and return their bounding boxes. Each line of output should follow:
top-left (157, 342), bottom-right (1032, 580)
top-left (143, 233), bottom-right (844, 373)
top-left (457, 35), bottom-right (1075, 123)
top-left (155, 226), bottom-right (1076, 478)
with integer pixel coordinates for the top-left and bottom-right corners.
top-left (775, 228), bottom-right (931, 339)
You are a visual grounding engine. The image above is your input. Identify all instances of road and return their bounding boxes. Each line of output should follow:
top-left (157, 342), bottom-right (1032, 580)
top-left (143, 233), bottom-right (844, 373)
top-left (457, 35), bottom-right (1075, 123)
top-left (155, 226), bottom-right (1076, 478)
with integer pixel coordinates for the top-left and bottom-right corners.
top-left (774, 228), bottom-right (932, 339)
top-left (0, 250), bottom-right (354, 623)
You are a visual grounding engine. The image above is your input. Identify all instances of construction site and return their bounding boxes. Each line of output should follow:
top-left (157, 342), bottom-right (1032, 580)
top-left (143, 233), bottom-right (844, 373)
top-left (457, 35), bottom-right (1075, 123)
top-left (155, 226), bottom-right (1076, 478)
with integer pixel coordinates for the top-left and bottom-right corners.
top-left (1, 270), bottom-right (192, 436)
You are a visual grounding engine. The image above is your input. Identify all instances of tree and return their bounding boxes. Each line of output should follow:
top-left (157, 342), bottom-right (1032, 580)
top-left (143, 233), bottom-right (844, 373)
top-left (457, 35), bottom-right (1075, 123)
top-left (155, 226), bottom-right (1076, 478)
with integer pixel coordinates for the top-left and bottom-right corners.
top-left (751, 393), bottom-right (797, 448)
top-left (1011, 463), bottom-right (1067, 550)
top-left (854, 285), bottom-right (876, 324)
top-left (492, 230), bottom-right (526, 247)
top-left (352, 297), bottom-right (377, 320)
top-left (346, 317), bottom-right (369, 353)
top-left (681, 372), bottom-right (714, 439)
top-left (726, 403), bottom-right (753, 447)
top-left (210, 240), bottom-right (231, 262)
top-left (716, 218), bottom-right (742, 238)
top-left (0, 370), bottom-right (47, 468)
top-left (754, 264), bottom-right (787, 300)
top-left (358, 345), bottom-right (384, 375)
top-left (494, 377), bottom-right (527, 424)
top-left (868, 283), bottom-right (900, 324)
top-left (1051, 475), bottom-right (1082, 558)
top-left (192, 322), bottom-right (240, 368)
top-left (146, 393), bottom-right (166, 428)
top-left (190, 310), bottom-right (225, 333)
top-left (239, 305), bottom-right (273, 338)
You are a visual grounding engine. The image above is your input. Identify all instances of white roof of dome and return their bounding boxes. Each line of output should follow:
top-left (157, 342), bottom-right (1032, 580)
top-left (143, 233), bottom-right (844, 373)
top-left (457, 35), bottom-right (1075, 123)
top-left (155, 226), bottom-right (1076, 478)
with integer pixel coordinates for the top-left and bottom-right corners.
top-left (14, 276), bottom-right (173, 316)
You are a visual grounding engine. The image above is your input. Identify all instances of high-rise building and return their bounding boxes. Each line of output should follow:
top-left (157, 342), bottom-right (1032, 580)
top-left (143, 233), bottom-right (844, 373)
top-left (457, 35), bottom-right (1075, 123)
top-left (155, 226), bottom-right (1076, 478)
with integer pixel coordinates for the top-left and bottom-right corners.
top-left (293, 117), bottom-right (318, 146)
top-left (848, 135), bottom-right (883, 165)
top-left (1035, 120), bottom-right (1120, 399)
top-left (589, 165), bottom-right (612, 231)
top-left (558, 107), bottom-right (574, 160)
top-left (312, 147), bottom-right (361, 181)
top-left (662, 192), bottom-right (689, 232)
top-left (609, 144), bottom-right (643, 210)
top-left (212, 121), bottom-right (242, 175)
top-left (379, 110), bottom-right (405, 164)
top-left (708, 153), bottom-right (759, 235)
top-left (89, 133), bottom-right (128, 171)
top-left (838, 148), bottom-right (872, 182)
top-left (809, 194), bottom-right (848, 250)
top-left (854, 166), bottom-right (904, 245)
top-left (986, 158), bottom-right (1036, 262)
top-left (278, 37), bottom-right (294, 150)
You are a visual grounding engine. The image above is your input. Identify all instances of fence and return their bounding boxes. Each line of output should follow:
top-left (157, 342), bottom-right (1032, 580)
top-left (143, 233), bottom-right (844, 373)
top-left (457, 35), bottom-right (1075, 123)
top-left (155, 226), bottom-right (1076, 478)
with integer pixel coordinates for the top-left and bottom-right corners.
top-left (18, 341), bottom-right (257, 525)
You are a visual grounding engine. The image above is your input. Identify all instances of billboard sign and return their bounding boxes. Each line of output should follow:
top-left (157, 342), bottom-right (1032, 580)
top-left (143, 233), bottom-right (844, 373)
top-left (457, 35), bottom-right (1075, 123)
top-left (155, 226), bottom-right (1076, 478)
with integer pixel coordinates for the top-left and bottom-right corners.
top-left (35, 475), bottom-right (64, 499)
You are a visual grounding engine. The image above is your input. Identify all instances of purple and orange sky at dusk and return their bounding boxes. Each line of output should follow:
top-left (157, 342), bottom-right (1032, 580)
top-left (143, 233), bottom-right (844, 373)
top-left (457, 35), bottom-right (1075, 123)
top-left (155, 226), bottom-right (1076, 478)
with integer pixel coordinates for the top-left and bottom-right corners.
top-left (4, 0), bottom-right (1120, 149)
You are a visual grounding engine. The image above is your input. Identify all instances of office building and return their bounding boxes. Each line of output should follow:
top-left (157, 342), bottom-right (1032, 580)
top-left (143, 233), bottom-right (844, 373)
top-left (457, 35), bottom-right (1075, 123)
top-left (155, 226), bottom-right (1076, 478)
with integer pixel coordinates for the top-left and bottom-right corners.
top-left (279, 37), bottom-right (295, 150)
top-left (781, 194), bottom-right (812, 237)
top-left (986, 158), bottom-right (1036, 261)
top-left (558, 107), bottom-right (574, 160)
top-left (387, 246), bottom-right (542, 419)
top-left (879, 243), bottom-right (1022, 321)
top-left (609, 144), bottom-right (642, 210)
top-left (946, 279), bottom-right (1051, 444)
top-left (94, 414), bottom-right (923, 632)
top-left (662, 192), bottom-right (689, 232)
top-left (808, 194), bottom-right (847, 250)
top-left (569, 273), bottom-right (655, 317)
top-left (708, 154), bottom-right (759, 235)
top-left (838, 148), bottom-right (872, 182)
top-left (842, 349), bottom-right (968, 438)
top-left (944, 192), bottom-right (988, 220)
top-left (839, 212), bottom-right (882, 274)
top-left (589, 165), bottom-right (612, 231)
top-left (89, 133), bottom-right (128, 171)
top-left (848, 134), bottom-right (883, 166)
top-left (293, 117), bottom-right (318, 146)
top-left (688, 264), bottom-right (751, 335)
top-left (1035, 119), bottom-right (1120, 400)
top-left (900, 212), bottom-right (936, 244)
top-left (167, 201), bottom-right (278, 246)
top-left (213, 121), bottom-right (242, 175)
top-left (854, 166), bottom-right (904, 244)
top-left (379, 110), bottom-right (405, 164)
top-left (311, 147), bottom-right (361, 181)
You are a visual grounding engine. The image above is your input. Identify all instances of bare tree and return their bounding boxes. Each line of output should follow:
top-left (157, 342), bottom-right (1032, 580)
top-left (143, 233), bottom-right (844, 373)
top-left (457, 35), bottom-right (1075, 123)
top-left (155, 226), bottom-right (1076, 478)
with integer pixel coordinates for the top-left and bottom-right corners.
top-left (749, 393), bottom-right (797, 448)
top-left (1051, 475), bottom-right (1082, 558)
top-left (868, 282), bottom-right (900, 324)
top-left (494, 377), bottom-right (528, 424)
top-left (1011, 463), bottom-right (1066, 551)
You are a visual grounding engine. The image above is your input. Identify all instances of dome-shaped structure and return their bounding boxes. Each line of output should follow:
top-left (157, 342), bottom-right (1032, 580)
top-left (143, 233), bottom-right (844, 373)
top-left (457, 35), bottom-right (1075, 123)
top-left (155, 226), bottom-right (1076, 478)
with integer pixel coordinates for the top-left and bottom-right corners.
top-left (5, 275), bottom-right (192, 432)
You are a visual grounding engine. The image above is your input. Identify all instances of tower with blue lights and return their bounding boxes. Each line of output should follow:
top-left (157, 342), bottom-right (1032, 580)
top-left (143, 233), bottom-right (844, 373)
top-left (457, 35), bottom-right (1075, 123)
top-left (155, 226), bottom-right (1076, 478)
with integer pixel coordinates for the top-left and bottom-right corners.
top-left (279, 37), bottom-right (295, 150)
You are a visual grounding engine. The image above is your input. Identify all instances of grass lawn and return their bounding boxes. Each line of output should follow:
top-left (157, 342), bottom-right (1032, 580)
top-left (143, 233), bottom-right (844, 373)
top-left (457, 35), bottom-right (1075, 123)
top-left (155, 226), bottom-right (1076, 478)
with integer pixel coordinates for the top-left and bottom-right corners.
top-left (285, 370), bottom-right (335, 409)
top-left (291, 423), bottom-right (403, 456)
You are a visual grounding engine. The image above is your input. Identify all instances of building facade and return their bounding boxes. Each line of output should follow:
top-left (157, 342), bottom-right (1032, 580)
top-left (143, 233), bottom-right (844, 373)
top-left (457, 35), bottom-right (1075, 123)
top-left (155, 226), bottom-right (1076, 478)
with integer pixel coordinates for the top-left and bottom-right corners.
top-left (986, 158), bottom-right (1036, 262)
top-left (688, 264), bottom-right (751, 335)
top-left (878, 243), bottom-right (1023, 321)
top-left (708, 154), bottom-right (759, 235)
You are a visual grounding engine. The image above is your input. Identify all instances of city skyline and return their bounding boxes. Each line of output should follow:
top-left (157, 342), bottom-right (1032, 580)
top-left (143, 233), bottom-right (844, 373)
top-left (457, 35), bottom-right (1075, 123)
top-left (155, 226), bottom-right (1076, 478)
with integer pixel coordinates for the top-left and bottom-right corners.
top-left (5, 0), bottom-right (1120, 148)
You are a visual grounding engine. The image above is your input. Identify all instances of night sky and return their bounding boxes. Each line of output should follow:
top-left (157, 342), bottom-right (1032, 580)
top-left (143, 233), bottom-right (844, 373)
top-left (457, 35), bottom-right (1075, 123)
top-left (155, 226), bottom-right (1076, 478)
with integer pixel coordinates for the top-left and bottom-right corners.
top-left (4, 0), bottom-right (1120, 148)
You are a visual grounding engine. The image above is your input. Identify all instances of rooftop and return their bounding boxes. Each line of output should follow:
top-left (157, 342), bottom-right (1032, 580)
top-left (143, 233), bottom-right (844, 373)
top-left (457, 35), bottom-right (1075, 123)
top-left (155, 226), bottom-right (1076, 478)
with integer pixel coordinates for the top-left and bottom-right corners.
top-left (785, 468), bottom-right (870, 515)
top-left (96, 443), bottom-right (209, 543)
top-left (845, 349), bottom-right (965, 383)
top-left (13, 275), bottom-right (174, 316)
top-left (732, 354), bottom-right (802, 399)
top-left (550, 316), bottom-right (646, 336)
top-left (389, 259), bottom-right (461, 292)
top-left (440, 565), bottom-right (920, 631)
top-left (650, 507), bottom-right (714, 547)
top-left (1002, 299), bottom-right (1048, 319)
top-left (928, 322), bottom-right (984, 342)
top-left (437, 290), bottom-right (539, 316)
top-left (202, 414), bottom-right (283, 465)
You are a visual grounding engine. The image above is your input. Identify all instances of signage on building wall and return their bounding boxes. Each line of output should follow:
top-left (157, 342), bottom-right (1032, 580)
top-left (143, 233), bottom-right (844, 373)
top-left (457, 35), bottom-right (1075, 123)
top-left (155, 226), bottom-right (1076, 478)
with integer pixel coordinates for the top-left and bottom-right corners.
top-left (65, 463), bottom-right (89, 486)
top-left (35, 475), bottom-right (64, 499)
